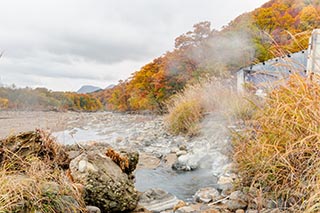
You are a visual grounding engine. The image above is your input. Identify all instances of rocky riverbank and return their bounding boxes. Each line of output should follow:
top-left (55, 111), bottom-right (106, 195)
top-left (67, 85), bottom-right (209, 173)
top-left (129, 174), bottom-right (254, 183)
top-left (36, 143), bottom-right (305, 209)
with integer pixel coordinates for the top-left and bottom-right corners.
top-left (0, 111), bottom-right (283, 213)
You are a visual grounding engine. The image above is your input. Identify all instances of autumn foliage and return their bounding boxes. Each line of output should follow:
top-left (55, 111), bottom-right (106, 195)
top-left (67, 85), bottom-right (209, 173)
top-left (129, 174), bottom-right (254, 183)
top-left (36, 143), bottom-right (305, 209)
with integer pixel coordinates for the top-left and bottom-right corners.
top-left (95, 0), bottom-right (320, 113)
top-left (0, 87), bottom-right (103, 112)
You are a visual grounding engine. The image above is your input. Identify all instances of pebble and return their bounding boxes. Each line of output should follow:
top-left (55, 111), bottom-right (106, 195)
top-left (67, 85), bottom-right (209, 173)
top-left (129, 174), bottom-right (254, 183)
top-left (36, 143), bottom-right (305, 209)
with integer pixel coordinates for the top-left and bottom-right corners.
top-left (224, 191), bottom-right (248, 211)
top-left (176, 150), bottom-right (188, 157)
top-left (86, 206), bottom-right (101, 213)
top-left (138, 188), bottom-right (180, 212)
top-left (194, 187), bottom-right (221, 203)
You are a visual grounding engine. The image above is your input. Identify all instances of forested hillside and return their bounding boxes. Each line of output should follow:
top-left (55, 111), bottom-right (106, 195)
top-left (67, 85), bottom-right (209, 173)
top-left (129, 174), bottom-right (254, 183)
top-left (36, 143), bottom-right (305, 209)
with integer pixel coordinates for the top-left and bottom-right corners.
top-left (95, 0), bottom-right (320, 112)
top-left (0, 87), bottom-right (103, 111)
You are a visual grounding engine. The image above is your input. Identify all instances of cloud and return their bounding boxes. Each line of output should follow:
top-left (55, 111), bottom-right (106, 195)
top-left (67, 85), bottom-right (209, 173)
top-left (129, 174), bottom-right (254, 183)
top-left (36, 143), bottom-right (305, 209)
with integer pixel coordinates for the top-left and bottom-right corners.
top-left (0, 0), bottom-right (267, 91)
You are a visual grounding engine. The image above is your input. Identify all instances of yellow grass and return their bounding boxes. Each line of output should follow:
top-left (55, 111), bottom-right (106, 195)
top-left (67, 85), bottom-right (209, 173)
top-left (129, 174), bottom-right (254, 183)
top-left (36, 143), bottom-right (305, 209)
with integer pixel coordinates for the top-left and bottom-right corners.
top-left (233, 74), bottom-right (320, 211)
top-left (165, 78), bottom-right (257, 136)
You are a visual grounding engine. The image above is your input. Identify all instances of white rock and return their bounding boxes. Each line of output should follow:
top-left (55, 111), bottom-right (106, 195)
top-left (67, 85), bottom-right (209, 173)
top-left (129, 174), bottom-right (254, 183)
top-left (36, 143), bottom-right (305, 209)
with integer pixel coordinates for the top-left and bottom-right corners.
top-left (78, 160), bottom-right (87, 173)
top-left (194, 187), bottom-right (220, 203)
top-left (138, 188), bottom-right (180, 212)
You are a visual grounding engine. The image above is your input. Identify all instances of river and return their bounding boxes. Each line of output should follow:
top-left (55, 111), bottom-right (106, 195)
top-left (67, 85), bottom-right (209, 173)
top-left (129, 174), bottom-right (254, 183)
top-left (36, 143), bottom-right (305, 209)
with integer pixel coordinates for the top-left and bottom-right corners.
top-left (0, 111), bottom-right (232, 201)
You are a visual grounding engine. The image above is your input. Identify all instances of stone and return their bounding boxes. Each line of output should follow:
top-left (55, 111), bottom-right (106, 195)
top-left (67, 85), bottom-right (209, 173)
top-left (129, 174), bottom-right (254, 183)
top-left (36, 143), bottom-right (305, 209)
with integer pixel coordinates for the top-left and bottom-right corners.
top-left (138, 153), bottom-right (161, 169)
top-left (246, 210), bottom-right (258, 213)
top-left (179, 144), bottom-right (187, 151)
top-left (172, 153), bottom-right (200, 171)
top-left (116, 137), bottom-right (124, 143)
top-left (194, 187), bottom-right (221, 203)
top-left (138, 188), bottom-right (180, 212)
top-left (175, 206), bottom-right (196, 213)
top-left (224, 191), bottom-right (248, 211)
top-left (173, 200), bottom-right (187, 211)
top-left (201, 210), bottom-right (220, 213)
top-left (86, 206), bottom-right (101, 213)
top-left (144, 140), bottom-right (153, 146)
top-left (176, 150), bottom-right (188, 157)
top-left (235, 209), bottom-right (245, 213)
top-left (171, 147), bottom-right (180, 153)
top-left (217, 175), bottom-right (234, 185)
top-left (70, 150), bottom-right (138, 212)
top-left (164, 153), bottom-right (177, 167)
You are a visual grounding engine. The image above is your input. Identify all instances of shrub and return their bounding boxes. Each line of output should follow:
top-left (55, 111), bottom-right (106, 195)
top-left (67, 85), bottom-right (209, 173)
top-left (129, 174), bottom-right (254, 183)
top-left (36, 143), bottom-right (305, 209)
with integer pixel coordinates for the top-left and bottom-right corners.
top-left (165, 78), bottom-right (256, 135)
top-left (166, 98), bottom-right (203, 136)
top-left (233, 74), bottom-right (320, 211)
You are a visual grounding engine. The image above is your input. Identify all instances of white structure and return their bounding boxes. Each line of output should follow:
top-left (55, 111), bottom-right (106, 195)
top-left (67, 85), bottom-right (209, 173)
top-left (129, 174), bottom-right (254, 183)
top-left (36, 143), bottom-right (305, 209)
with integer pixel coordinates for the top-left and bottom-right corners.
top-left (236, 29), bottom-right (320, 92)
top-left (307, 29), bottom-right (320, 75)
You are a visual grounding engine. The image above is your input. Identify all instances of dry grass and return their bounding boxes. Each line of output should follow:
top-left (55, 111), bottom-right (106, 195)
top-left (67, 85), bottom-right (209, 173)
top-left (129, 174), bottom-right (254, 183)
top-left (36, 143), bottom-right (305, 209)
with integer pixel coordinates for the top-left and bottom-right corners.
top-left (0, 130), bottom-right (86, 212)
top-left (233, 74), bottom-right (320, 211)
top-left (165, 78), bottom-right (257, 135)
top-left (0, 158), bottom-right (85, 213)
top-left (166, 82), bottom-right (203, 136)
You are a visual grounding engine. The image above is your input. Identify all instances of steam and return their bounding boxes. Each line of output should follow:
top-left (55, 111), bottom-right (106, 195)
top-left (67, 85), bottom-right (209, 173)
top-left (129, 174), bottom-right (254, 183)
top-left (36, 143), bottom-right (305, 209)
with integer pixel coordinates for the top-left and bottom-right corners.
top-left (167, 29), bottom-right (256, 79)
top-left (193, 31), bottom-right (255, 74)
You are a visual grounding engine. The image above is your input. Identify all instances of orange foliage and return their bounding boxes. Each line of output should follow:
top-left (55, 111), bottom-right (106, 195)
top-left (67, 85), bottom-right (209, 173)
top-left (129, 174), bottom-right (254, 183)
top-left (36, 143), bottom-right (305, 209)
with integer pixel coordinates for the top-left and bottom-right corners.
top-left (95, 0), bottom-right (320, 113)
top-left (105, 148), bottom-right (129, 173)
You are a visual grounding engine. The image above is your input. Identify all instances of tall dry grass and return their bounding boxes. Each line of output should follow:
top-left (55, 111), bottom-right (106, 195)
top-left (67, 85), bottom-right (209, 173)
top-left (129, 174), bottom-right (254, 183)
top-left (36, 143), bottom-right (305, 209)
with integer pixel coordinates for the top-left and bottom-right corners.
top-left (0, 130), bottom-right (86, 212)
top-left (0, 158), bottom-right (85, 212)
top-left (165, 78), bottom-right (257, 136)
top-left (233, 74), bottom-right (320, 211)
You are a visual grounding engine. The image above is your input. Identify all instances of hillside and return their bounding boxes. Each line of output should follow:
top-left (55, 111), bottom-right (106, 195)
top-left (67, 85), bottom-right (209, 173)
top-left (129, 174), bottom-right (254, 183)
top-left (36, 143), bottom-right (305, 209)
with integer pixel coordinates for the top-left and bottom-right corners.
top-left (94, 0), bottom-right (320, 112)
top-left (0, 87), bottom-right (103, 112)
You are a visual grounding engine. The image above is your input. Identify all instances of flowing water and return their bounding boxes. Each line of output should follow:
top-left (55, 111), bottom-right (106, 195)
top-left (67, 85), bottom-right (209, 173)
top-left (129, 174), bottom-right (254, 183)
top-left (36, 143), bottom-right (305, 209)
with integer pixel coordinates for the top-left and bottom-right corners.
top-left (135, 168), bottom-right (218, 201)
top-left (52, 112), bottom-right (231, 200)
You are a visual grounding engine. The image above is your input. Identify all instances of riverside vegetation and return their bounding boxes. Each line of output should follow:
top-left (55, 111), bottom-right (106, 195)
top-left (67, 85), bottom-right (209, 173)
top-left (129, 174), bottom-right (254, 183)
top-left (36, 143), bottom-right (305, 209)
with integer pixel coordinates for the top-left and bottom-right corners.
top-left (1, 0), bottom-right (320, 212)
top-left (165, 71), bottom-right (320, 212)
top-left (233, 74), bottom-right (320, 212)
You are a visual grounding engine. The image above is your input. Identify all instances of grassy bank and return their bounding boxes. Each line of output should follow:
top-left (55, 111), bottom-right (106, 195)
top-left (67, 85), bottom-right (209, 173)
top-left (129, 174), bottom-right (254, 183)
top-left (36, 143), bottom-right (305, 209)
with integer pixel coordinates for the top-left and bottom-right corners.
top-left (165, 78), bottom-right (257, 136)
top-left (233, 74), bottom-right (320, 212)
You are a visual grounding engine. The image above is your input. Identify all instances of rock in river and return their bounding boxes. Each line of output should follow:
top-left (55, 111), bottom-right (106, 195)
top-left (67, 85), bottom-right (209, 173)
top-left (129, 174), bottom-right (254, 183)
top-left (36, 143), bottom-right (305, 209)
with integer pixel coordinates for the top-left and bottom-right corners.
top-left (138, 188), bottom-right (180, 212)
top-left (70, 149), bottom-right (138, 212)
top-left (194, 187), bottom-right (221, 203)
top-left (172, 153), bottom-right (200, 171)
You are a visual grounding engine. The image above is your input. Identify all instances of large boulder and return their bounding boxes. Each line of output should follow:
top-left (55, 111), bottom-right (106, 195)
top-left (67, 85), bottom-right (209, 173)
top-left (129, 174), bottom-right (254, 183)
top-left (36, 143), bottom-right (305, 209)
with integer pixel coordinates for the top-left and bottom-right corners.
top-left (70, 150), bottom-right (139, 212)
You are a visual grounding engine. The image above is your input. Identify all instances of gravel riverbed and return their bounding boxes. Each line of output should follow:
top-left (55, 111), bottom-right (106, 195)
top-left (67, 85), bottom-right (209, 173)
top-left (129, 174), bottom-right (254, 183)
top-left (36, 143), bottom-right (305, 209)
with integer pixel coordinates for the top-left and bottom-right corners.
top-left (0, 111), bottom-right (234, 210)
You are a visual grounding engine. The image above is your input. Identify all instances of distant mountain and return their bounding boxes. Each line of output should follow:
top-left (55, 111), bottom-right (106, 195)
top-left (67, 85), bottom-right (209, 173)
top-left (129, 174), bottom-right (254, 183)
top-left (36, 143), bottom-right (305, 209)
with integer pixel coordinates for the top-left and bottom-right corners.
top-left (77, 85), bottom-right (102, 94)
top-left (105, 84), bottom-right (115, 90)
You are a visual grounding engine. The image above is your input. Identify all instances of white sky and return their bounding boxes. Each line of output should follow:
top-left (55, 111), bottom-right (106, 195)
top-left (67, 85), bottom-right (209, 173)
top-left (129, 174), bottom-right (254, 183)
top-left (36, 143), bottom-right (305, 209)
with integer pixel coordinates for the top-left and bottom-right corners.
top-left (0, 0), bottom-right (267, 91)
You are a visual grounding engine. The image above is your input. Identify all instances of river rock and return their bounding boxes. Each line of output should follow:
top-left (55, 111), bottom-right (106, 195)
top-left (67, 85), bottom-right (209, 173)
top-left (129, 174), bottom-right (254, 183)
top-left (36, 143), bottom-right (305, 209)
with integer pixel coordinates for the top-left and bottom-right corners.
top-left (194, 187), bottom-right (221, 203)
top-left (217, 175), bottom-right (235, 196)
top-left (176, 150), bottom-right (188, 157)
top-left (179, 144), bottom-right (187, 151)
top-left (224, 191), bottom-right (248, 211)
top-left (70, 150), bottom-right (138, 212)
top-left (138, 188), bottom-right (180, 212)
top-left (175, 206), bottom-right (196, 213)
top-left (172, 153), bottom-right (200, 171)
top-left (86, 206), bottom-right (101, 213)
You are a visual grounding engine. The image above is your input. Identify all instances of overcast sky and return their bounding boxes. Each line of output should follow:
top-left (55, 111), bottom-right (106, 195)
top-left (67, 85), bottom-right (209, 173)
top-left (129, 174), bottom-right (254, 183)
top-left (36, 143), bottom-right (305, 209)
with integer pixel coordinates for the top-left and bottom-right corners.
top-left (0, 0), bottom-right (267, 91)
